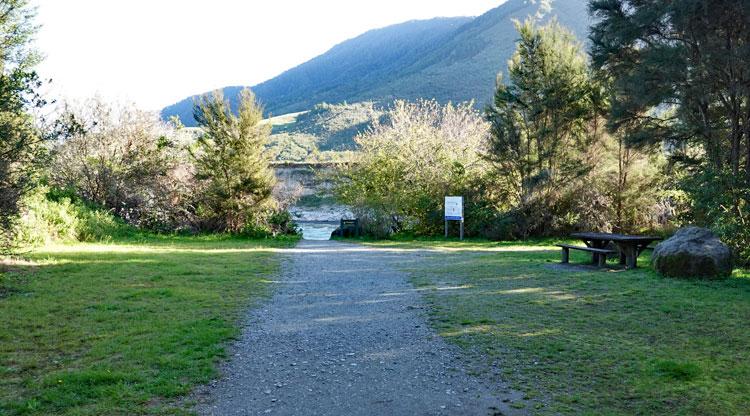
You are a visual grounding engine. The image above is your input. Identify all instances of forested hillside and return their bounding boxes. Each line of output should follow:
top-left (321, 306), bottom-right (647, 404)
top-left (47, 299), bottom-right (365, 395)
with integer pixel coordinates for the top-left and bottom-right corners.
top-left (162, 0), bottom-right (589, 126)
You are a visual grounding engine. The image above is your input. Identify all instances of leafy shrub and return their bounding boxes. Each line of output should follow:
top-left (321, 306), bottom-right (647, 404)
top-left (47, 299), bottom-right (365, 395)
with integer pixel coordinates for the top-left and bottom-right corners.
top-left (266, 210), bottom-right (299, 236)
top-left (74, 205), bottom-right (134, 242)
top-left (50, 98), bottom-right (195, 233)
top-left (333, 100), bottom-right (490, 237)
top-left (350, 207), bottom-right (396, 240)
top-left (17, 190), bottom-right (80, 245)
top-left (16, 188), bottom-right (135, 246)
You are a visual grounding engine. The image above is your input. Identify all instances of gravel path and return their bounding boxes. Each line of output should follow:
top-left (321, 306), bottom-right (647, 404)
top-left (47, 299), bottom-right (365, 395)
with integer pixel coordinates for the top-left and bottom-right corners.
top-left (194, 239), bottom-right (526, 416)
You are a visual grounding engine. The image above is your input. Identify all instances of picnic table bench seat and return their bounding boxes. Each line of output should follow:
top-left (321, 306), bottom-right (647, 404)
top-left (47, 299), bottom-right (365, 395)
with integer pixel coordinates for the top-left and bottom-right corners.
top-left (556, 244), bottom-right (617, 267)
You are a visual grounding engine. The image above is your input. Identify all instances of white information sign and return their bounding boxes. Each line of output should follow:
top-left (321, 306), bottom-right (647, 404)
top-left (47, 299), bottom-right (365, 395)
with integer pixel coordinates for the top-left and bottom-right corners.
top-left (444, 196), bottom-right (464, 221)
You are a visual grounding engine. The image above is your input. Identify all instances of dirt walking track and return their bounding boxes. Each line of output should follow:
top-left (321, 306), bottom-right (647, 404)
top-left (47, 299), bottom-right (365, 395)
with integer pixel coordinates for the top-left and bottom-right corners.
top-left (194, 239), bottom-right (526, 416)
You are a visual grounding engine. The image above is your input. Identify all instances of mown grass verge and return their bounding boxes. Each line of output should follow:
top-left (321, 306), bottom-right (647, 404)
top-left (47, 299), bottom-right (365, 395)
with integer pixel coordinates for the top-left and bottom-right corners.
top-left (365, 238), bottom-right (750, 415)
top-left (0, 235), bottom-right (297, 415)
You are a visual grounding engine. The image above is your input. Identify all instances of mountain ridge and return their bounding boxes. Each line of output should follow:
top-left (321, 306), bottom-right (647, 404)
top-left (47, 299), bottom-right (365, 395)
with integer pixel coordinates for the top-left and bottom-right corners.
top-left (162, 0), bottom-right (590, 126)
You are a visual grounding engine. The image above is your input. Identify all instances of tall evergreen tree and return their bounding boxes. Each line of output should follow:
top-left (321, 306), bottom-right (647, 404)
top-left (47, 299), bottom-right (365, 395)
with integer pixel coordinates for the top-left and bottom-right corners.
top-left (191, 88), bottom-right (276, 233)
top-left (0, 0), bottom-right (44, 251)
top-left (485, 19), bottom-right (599, 234)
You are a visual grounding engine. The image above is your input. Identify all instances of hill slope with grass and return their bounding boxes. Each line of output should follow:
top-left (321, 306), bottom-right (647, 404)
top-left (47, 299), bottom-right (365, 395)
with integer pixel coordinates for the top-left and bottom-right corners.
top-left (265, 102), bottom-right (382, 162)
top-left (162, 0), bottom-right (590, 126)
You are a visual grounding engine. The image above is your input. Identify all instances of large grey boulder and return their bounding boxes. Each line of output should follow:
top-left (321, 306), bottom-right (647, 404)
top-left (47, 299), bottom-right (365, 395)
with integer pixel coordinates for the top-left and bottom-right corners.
top-left (652, 227), bottom-right (733, 279)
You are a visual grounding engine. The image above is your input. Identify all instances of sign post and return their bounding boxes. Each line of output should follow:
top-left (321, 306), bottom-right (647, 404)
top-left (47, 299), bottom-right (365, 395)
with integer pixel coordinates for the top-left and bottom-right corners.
top-left (444, 196), bottom-right (464, 240)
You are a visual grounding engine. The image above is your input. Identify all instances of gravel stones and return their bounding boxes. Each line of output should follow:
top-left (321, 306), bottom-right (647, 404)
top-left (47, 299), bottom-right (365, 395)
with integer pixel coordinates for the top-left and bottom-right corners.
top-left (193, 239), bottom-right (528, 415)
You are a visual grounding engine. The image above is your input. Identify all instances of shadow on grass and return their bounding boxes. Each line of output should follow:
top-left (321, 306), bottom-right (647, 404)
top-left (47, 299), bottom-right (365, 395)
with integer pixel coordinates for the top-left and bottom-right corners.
top-left (399, 244), bottom-right (750, 415)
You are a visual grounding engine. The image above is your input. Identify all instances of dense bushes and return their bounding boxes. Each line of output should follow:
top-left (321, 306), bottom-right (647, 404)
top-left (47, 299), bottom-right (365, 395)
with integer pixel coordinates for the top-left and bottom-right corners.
top-left (333, 100), bottom-right (491, 237)
top-left (24, 90), bottom-right (298, 243)
top-left (333, 21), bottom-right (671, 240)
top-left (51, 98), bottom-right (195, 232)
top-left (678, 170), bottom-right (750, 266)
top-left (589, 0), bottom-right (750, 264)
top-left (0, 0), bottom-right (46, 252)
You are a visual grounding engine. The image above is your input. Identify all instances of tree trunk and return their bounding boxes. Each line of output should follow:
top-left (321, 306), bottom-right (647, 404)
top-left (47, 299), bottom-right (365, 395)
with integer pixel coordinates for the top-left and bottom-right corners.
top-left (729, 99), bottom-right (741, 176)
top-left (616, 136), bottom-right (624, 232)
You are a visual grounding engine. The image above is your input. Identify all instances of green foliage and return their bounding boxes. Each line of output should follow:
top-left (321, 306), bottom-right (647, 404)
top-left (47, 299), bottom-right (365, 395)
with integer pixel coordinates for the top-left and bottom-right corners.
top-left (73, 205), bottom-right (135, 242)
top-left (191, 89), bottom-right (277, 233)
top-left (485, 19), bottom-right (604, 237)
top-left (590, 0), bottom-right (750, 262)
top-left (331, 18), bottom-right (674, 242)
top-left (0, 0), bottom-right (44, 253)
top-left (333, 100), bottom-right (489, 237)
top-left (51, 98), bottom-right (194, 233)
top-left (43, 93), bottom-right (298, 240)
top-left (266, 210), bottom-right (299, 236)
top-left (602, 135), bottom-right (671, 234)
top-left (678, 169), bottom-right (750, 265)
top-left (15, 188), bottom-right (135, 246)
top-left (16, 190), bottom-right (80, 245)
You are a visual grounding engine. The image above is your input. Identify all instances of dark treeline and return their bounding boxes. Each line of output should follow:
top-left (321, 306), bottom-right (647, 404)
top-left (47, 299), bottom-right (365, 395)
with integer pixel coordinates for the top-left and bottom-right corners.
top-left (590, 0), bottom-right (750, 263)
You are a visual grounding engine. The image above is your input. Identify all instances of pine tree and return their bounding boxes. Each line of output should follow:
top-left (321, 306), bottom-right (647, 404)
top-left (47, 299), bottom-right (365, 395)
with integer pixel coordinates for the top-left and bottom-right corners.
top-left (191, 89), bottom-right (276, 233)
top-left (485, 19), bottom-right (599, 234)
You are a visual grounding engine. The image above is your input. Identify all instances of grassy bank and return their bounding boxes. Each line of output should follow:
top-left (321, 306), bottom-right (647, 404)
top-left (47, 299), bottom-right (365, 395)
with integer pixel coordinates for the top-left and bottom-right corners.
top-left (0, 235), bottom-right (297, 415)
top-left (366, 238), bottom-right (750, 415)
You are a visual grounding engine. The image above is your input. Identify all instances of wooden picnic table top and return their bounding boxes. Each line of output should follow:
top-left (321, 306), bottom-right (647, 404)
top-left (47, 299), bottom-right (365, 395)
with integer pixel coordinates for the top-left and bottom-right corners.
top-left (570, 232), bottom-right (662, 243)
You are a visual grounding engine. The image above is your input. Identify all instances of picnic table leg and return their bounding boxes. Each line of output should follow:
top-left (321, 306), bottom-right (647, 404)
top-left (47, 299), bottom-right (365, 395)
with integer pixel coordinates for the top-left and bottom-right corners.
top-left (583, 240), bottom-right (596, 264)
top-left (589, 240), bottom-right (604, 265)
top-left (617, 244), bottom-right (637, 269)
top-left (561, 247), bottom-right (569, 264)
top-left (627, 252), bottom-right (637, 269)
top-left (597, 253), bottom-right (607, 268)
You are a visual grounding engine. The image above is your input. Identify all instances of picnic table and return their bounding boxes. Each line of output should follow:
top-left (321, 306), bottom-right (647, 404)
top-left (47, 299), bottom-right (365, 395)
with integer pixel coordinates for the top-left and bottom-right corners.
top-left (570, 232), bottom-right (662, 269)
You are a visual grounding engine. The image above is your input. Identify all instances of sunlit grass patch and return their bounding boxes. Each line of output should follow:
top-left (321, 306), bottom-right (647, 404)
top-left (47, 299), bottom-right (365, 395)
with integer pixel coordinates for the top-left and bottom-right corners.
top-left (0, 235), bottom-right (296, 415)
top-left (371, 238), bottom-right (750, 415)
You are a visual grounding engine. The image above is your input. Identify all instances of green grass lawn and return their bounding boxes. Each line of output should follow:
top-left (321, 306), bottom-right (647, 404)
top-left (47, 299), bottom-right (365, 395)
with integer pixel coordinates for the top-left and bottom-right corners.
top-left (367, 238), bottom-right (750, 415)
top-left (0, 235), bottom-right (297, 415)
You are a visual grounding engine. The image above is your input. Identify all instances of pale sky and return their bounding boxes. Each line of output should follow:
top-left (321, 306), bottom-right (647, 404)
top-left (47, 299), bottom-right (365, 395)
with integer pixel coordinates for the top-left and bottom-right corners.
top-left (34, 1), bottom-right (503, 111)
